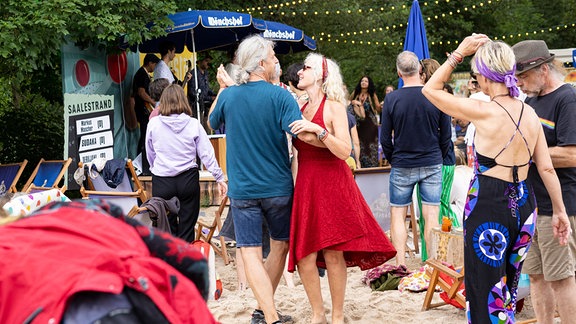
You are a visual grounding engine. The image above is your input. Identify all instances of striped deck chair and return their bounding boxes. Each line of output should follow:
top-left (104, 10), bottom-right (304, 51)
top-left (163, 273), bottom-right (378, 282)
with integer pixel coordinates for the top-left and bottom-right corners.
top-left (0, 160), bottom-right (28, 195)
top-left (22, 158), bottom-right (72, 193)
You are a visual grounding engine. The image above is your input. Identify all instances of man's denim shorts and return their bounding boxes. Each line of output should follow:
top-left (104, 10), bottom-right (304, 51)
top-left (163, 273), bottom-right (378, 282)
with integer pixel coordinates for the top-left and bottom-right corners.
top-left (230, 195), bottom-right (292, 247)
top-left (389, 164), bottom-right (442, 206)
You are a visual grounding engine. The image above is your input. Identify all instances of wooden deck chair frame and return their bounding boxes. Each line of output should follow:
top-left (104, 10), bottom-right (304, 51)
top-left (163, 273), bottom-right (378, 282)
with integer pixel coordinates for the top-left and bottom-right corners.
top-left (0, 159), bottom-right (28, 194)
top-left (422, 259), bottom-right (465, 311)
top-left (22, 158), bottom-right (72, 193)
top-left (406, 202), bottom-right (419, 257)
top-left (80, 159), bottom-right (148, 203)
top-left (196, 196), bottom-right (230, 265)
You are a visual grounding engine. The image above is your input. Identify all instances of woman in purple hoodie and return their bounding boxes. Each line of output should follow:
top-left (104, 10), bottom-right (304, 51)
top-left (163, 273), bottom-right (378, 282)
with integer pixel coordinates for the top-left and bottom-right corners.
top-left (146, 84), bottom-right (227, 242)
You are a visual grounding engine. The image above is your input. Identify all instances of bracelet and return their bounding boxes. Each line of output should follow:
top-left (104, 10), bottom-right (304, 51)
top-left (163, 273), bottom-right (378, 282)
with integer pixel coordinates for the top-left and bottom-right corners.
top-left (452, 51), bottom-right (464, 62)
top-left (446, 56), bottom-right (458, 68)
top-left (450, 53), bottom-right (462, 64)
top-left (318, 129), bottom-right (329, 142)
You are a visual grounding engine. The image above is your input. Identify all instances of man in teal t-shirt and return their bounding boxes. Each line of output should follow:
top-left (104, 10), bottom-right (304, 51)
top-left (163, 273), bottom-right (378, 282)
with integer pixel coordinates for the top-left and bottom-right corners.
top-left (209, 35), bottom-right (310, 324)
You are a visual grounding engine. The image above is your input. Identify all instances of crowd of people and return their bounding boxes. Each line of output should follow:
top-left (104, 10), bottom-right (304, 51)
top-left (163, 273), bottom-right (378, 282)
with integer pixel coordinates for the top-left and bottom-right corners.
top-left (1, 33), bottom-right (575, 324)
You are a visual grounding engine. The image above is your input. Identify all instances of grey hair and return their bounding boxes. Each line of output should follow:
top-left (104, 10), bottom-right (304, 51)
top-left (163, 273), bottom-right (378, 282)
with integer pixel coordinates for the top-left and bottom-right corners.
top-left (234, 35), bottom-right (275, 84)
top-left (548, 60), bottom-right (567, 80)
top-left (396, 51), bottom-right (420, 77)
top-left (303, 53), bottom-right (347, 106)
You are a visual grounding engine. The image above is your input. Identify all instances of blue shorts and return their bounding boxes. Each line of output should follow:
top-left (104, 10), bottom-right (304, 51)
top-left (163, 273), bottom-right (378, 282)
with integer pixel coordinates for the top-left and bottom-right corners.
top-left (389, 164), bottom-right (442, 206)
top-left (230, 195), bottom-right (292, 247)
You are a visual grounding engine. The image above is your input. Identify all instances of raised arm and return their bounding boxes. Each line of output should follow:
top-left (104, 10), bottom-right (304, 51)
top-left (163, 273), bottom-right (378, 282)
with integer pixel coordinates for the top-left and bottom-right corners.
top-left (208, 65), bottom-right (236, 131)
top-left (422, 34), bottom-right (491, 122)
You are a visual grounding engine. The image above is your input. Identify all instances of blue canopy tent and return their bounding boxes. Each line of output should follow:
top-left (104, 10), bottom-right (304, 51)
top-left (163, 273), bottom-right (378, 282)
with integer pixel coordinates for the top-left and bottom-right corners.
top-left (398, 0), bottom-right (430, 88)
top-left (136, 10), bottom-right (253, 54)
top-left (135, 10), bottom-right (317, 55)
top-left (136, 10), bottom-right (254, 119)
top-left (252, 18), bottom-right (317, 54)
top-left (134, 10), bottom-right (316, 117)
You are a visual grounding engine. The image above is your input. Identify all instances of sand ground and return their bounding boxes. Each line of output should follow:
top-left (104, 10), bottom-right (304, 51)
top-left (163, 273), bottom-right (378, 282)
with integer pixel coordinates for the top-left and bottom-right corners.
top-left (200, 206), bottom-right (539, 324)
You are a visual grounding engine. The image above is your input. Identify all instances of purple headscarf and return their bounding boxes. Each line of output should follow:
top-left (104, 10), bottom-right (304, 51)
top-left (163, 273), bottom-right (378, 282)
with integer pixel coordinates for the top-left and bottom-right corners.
top-left (475, 59), bottom-right (520, 98)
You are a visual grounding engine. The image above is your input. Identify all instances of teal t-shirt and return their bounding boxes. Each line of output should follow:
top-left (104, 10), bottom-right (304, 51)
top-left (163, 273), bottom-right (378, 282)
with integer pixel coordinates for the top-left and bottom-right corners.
top-left (209, 81), bottom-right (302, 199)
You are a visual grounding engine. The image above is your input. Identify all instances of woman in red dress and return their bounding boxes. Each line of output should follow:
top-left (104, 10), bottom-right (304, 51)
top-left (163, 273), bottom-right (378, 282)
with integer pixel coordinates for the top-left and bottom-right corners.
top-left (289, 54), bottom-right (396, 324)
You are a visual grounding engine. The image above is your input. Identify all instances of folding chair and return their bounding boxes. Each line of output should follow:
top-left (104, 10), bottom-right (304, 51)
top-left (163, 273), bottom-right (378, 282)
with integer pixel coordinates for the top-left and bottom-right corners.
top-left (22, 158), bottom-right (72, 193)
top-left (0, 160), bottom-right (28, 195)
top-left (422, 259), bottom-right (465, 311)
top-left (80, 159), bottom-right (148, 215)
top-left (406, 202), bottom-right (420, 257)
top-left (195, 195), bottom-right (230, 265)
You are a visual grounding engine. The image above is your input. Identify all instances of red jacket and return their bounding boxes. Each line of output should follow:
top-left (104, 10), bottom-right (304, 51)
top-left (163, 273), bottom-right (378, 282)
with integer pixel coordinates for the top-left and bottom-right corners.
top-left (0, 203), bottom-right (216, 324)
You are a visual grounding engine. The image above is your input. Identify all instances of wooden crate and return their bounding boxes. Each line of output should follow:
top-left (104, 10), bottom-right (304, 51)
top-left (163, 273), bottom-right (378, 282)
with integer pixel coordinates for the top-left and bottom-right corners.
top-left (429, 228), bottom-right (464, 266)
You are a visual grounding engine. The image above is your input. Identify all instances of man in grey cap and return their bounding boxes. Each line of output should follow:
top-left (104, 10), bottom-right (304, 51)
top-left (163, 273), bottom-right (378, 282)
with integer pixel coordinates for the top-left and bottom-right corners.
top-left (513, 39), bottom-right (576, 324)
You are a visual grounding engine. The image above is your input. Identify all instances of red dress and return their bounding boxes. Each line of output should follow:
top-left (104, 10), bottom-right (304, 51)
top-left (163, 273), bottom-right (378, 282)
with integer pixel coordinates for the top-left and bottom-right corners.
top-left (288, 96), bottom-right (396, 272)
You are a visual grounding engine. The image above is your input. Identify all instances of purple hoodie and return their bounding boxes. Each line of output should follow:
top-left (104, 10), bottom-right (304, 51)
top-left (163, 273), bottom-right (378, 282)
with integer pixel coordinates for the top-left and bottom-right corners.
top-left (145, 113), bottom-right (224, 182)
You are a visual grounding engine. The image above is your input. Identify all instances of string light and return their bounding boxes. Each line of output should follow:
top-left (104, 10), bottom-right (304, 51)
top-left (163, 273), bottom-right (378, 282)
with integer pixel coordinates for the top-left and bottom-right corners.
top-left (240, 0), bottom-right (311, 13)
top-left (245, 0), bottom-right (500, 18)
top-left (242, 0), bottom-right (573, 51)
top-left (322, 0), bottom-right (499, 43)
top-left (319, 22), bottom-right (575, 48)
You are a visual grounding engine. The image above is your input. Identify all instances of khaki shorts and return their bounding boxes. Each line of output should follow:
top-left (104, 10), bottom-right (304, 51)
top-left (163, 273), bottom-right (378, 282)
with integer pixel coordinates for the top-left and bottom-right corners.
top-left (523, 215), bottom-right (576, 281)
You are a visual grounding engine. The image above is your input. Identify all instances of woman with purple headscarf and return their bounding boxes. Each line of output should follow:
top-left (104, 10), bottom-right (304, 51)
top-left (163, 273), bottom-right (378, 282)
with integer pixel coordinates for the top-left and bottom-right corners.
top-left (422, 34), bottom-right (571, 323)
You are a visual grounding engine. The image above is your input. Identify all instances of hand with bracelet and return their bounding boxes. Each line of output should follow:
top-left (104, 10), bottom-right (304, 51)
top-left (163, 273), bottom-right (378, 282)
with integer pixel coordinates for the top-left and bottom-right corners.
top-left (449, 33), bottom-right (490, 65)
top-left (289, 119), bottom-right (327, 141)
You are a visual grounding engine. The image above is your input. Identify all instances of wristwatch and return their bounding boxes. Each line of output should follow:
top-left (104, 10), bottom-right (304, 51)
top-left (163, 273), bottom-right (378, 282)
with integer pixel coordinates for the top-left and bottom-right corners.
top-left (318, 129), bottom-right (328, 141)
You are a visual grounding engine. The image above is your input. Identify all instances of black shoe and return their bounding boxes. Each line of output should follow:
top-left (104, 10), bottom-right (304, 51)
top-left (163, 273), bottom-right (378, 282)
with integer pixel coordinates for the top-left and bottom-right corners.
top-left (250, 309), bottom-right (293, 324)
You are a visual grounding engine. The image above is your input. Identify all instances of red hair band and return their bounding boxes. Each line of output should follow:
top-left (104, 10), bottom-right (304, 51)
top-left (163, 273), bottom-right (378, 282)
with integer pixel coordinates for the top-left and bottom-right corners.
top-left (322, 56), bottom-right (328, 82)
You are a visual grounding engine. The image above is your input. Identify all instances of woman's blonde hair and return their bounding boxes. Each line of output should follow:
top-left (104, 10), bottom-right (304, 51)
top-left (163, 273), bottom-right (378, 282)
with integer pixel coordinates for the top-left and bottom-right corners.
top-left (159, 84), bottom-right (193, 116)
top-left (303, 53), bottom-right (347, 106)
top-left (471, 40), bottom-right (515, 75)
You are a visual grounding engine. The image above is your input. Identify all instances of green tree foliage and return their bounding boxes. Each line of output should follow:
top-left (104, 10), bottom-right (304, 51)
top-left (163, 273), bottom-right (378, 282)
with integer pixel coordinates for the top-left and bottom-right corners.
top-left (1, 0), bottom-right (575, 165)
top-left (186, 0), bottom-right (575, 94)
top-left (0, 0), bottom-right (178, 164)
top-left (0, 77), bottom-right (64, 183)
top-left (0, 0), bottom-right (176, 81)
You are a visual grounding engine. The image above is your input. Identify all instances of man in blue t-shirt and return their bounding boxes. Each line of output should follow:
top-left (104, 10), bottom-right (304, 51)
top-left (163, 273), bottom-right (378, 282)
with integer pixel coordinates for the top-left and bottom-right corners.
top-left (513, 39), bottom-right (576, 324)
top-left (380, 50), bottom-right (452, 267)
top-left (209, 35), bottom-right (315, 324)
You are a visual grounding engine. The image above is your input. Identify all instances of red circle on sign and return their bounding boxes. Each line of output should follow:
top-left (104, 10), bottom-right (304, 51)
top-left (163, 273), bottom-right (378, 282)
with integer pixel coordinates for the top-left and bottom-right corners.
top-left (107, 52), bottom-right (128, 84)
top-left (75, 59), bottom-right (90, 87)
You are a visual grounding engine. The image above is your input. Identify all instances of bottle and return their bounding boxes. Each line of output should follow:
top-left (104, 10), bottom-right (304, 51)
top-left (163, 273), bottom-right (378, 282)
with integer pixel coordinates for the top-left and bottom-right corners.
top-left (442, 216), bottom-right (452, 232)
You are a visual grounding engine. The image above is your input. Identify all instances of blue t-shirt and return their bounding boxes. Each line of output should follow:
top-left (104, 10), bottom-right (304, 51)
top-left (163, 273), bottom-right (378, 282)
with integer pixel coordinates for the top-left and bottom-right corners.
top-left (209, 81), bottom-right (302, 199)
top-left (380, 86), bottom-right (452, 168)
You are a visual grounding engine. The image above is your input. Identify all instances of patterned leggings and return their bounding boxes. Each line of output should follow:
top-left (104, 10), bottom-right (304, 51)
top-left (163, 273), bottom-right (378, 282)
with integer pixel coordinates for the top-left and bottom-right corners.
top-left (464, 174), bottom-right (536, 323)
